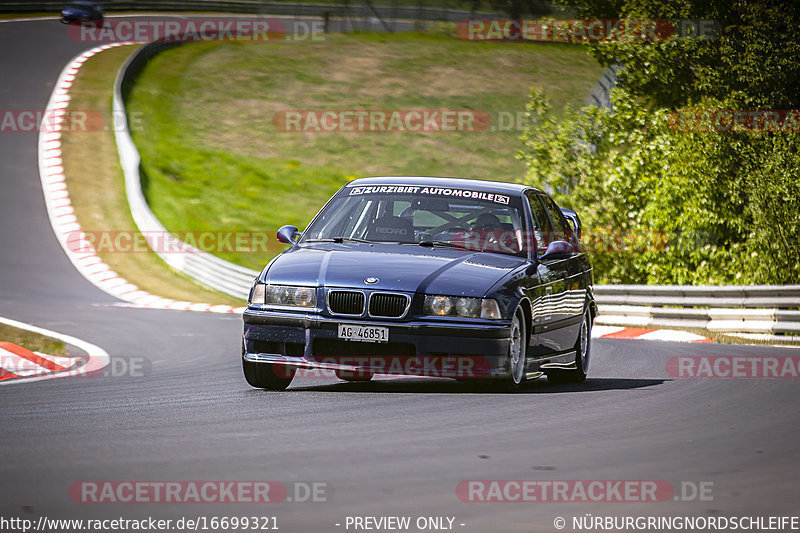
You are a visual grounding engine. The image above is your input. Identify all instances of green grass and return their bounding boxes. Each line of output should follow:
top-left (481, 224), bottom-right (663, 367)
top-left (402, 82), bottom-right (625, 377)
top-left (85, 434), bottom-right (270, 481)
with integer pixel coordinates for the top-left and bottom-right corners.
top-left (127, 32), bottom-right (602, 270)
top-left (60, 45), bottom-right (244, 306)
top-left (0, 12), bottom-right (56, 19)
top-left (0, 324), bottom-right (67, 356)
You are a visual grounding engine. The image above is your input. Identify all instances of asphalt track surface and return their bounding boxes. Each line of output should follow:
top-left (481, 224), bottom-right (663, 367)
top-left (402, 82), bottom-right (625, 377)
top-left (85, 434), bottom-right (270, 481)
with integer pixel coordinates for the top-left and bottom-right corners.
top-left (1, 18), bottom-right (800, 533)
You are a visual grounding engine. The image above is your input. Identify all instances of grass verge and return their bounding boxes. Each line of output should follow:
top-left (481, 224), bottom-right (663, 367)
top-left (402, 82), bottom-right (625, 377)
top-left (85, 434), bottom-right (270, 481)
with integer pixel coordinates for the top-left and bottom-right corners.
top-left (0, 12), bottom-right (57, 19)
top-left (0, 324), bottom-right (67, 355)
top-left (59, 45), bottom-right (244, 306)
top-left (126, 32), bottom-right (603, 270)
top-left (696, 329), bottom-right (800, 347)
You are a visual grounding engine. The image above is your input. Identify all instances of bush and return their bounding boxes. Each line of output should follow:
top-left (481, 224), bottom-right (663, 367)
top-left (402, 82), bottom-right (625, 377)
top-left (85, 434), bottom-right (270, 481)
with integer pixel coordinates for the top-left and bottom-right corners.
top-left (519, 0), bottom-right (800, 284)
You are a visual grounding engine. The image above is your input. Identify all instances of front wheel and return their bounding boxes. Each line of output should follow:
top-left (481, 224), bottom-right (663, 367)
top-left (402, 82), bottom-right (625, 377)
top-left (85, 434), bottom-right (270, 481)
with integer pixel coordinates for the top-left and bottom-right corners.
top-left (242, 359), bottom-right (295, 390)
top-left (488, 306), bottom-right (527, 392)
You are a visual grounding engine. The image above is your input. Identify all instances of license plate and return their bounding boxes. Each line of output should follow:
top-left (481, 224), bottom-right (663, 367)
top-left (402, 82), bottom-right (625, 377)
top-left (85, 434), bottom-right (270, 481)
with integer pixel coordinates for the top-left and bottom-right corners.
top-left (338, 324), bottom-right (389, 343)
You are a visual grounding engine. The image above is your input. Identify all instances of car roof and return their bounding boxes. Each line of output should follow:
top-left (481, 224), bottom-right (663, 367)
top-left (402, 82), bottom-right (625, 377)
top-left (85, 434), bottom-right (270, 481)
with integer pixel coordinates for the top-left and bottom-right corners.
top-left (346, 176), bottom-right (538, 196)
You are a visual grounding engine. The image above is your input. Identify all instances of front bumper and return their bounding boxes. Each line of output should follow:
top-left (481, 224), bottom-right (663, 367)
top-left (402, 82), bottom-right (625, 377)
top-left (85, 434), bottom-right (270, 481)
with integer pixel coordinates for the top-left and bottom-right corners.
top-left (242, 308), bottom-right (512, 379)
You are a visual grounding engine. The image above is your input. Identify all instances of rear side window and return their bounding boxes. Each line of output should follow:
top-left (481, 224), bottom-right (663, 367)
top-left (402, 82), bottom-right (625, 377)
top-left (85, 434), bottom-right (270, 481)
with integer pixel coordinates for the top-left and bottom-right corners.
top-left (539, 194), bottom-right (575, 245)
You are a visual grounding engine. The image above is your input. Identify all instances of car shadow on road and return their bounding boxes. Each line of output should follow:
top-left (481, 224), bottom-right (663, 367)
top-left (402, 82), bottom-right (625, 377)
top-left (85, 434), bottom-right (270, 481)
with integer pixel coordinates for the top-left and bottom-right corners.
top-left (286, 377), bottom-right (667, 394)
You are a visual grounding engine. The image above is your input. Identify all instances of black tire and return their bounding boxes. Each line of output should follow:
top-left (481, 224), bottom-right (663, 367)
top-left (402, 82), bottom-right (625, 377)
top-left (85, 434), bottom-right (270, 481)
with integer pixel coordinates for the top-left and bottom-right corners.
top-left (335, 369), bottom-right (374, 382)
top-left (548, 308), bottom-right (591, 384)
top-left (242, 358), bottom-right (295, 390)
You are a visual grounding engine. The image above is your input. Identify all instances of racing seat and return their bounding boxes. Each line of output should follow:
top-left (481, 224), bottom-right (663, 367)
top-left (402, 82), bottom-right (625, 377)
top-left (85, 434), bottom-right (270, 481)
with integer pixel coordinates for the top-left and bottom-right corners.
top-left (367, 216), bottom-right (415, 243)
top-left (471, 213), bottom-right (504, 231)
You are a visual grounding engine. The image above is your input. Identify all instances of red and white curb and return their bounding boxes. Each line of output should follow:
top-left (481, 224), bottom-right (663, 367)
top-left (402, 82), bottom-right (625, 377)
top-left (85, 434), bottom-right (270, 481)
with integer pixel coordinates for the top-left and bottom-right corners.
top-left (38, 43), bottom-right (245, 315)
top-left (0, 342), bottom-right (82, 381)
top-left (0, 316), bottom-right (109, 385)
top-left (592, 325), bottom-right (710, 343)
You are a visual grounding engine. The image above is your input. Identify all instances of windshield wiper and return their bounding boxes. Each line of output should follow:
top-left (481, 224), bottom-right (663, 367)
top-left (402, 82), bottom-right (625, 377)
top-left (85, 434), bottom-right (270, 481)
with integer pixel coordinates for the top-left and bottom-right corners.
top-left (305, 237), bottom-right (372, 244)
top-left (416, 239), bottom-right (458, 248)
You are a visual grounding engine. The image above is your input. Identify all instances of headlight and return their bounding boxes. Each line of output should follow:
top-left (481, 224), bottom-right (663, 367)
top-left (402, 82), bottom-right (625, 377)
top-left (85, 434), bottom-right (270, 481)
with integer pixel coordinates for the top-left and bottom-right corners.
top-left (455, 297), bottom-right (481, 317)
top-left (423, 295), bottom-right (502, 319)
top-left (251, 283), bottom-right (317, 308)
top-left (427, 295), bottom-right (453, 316)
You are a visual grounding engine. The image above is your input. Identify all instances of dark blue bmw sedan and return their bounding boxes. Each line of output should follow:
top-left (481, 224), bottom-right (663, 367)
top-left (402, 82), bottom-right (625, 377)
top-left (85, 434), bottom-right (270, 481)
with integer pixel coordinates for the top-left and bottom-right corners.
top-left (60, 1), bottom-right (103, 24)
top-left (242, 177), bottom-right (595, 391)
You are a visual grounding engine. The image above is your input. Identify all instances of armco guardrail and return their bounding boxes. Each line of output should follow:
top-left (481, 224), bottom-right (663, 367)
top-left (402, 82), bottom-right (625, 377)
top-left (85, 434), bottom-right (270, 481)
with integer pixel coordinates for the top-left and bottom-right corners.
top-left (586, 64), bottom-right (619, 110)
top-left (594, 285), bottom-right (800, 337)
top-left (114, 41), bottom-right (259, 299)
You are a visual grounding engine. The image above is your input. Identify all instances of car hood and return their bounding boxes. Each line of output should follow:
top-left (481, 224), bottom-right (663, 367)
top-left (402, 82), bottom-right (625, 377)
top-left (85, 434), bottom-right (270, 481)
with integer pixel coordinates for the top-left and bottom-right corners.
top-left (262, 243), bottom-right (525, 297)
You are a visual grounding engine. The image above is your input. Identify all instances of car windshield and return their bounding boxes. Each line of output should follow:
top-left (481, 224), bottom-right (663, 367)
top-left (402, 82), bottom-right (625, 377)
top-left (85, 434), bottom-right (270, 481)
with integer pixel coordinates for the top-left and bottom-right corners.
top-left (301, 184), bottom-right (527, 256)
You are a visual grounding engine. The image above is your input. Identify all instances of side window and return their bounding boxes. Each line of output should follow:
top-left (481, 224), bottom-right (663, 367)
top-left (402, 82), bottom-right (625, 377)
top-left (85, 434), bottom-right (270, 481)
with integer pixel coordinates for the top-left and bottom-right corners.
top-left (525, 192), bottom-right (553, 252)
top-left (392, 201), bottom-right (412, 217)
top-left (539, 194), bottom-right (574, 244)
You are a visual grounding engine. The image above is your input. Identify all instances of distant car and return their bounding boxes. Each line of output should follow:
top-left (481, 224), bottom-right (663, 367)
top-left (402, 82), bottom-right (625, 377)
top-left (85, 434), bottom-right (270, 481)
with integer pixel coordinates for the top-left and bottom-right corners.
top-left (242, 177), bottom-right (595, 391)
top-left (60, 1), bottom-right (103, 24)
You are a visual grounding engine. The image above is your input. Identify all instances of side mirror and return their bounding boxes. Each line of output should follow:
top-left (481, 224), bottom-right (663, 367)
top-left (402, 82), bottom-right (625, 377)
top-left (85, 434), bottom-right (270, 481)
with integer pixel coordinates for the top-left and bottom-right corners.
top-left (540, 240), bottom-right (574, 260)
top-left (277, 225), bottom-right (300, 244)
top-left (560, 208), bottom-right (581, 240)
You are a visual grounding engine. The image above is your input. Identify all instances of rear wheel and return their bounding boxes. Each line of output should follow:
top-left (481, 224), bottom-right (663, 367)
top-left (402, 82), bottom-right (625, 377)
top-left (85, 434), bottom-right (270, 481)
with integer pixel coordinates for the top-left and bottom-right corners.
top-left (242, 359), bottom-right (295, 390)
top-left (548, 308), bottom-right (591, 384)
